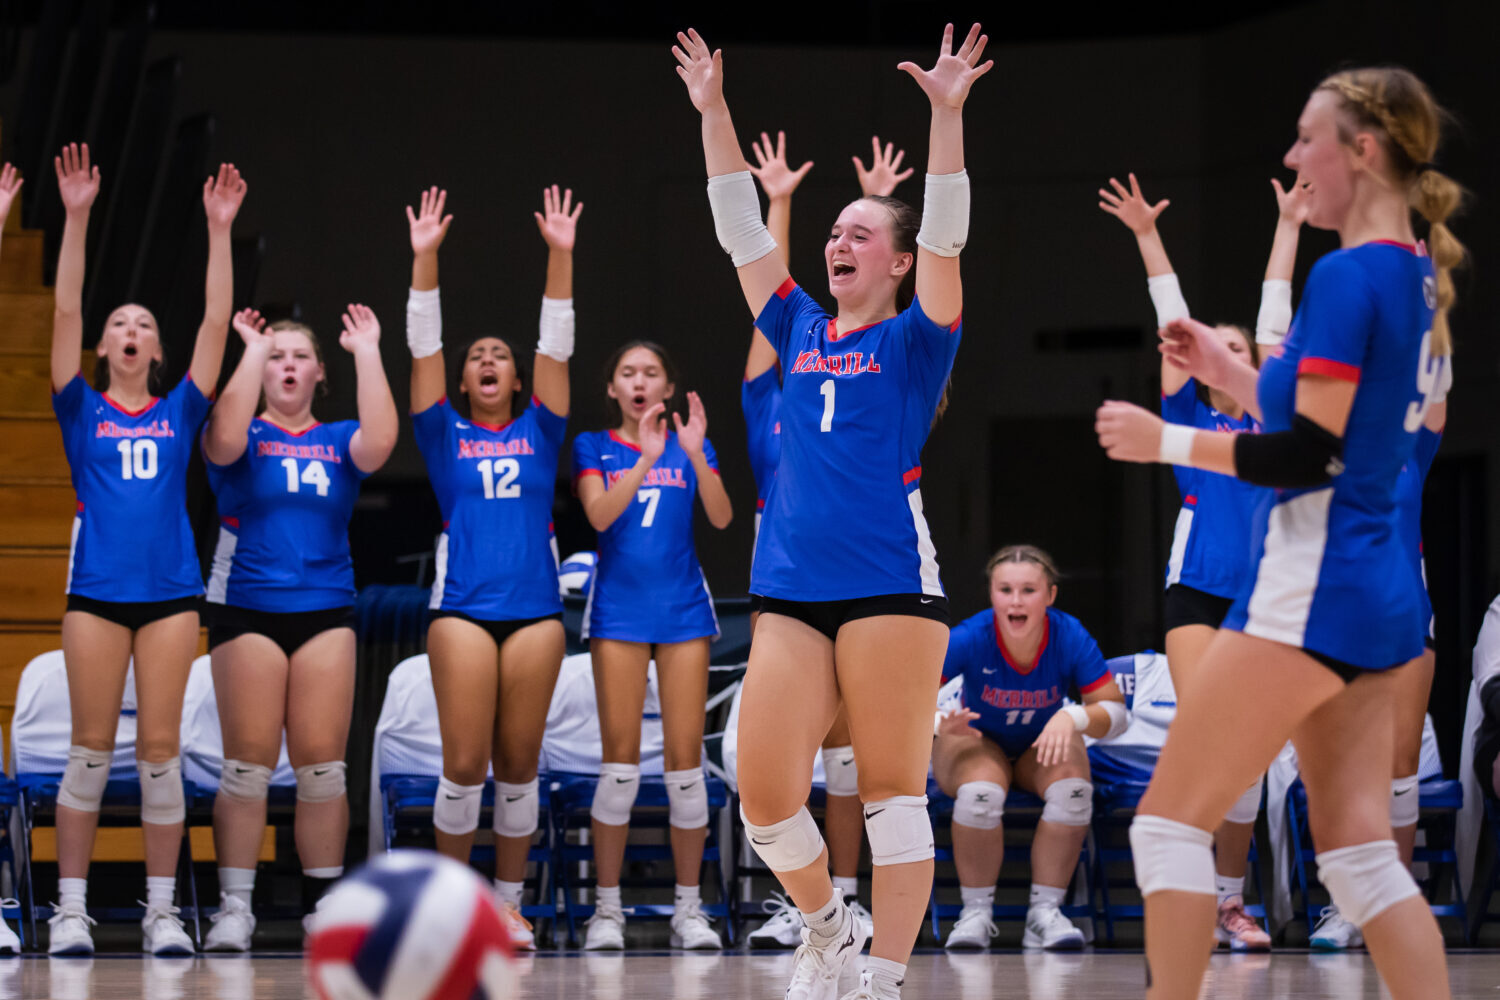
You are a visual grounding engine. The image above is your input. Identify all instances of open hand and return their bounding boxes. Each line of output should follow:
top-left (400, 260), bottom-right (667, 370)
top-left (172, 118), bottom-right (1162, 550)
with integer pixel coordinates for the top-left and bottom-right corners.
top-left (937, 708), bottom-right (982, 739)
top-left (55, 143), bottom-right (100, 215)
top-left (672, 391), bottom-right (708, 457)
top-left (748, 131), bottom-right (813, 201)
top-left (534, 184), bottom-right (583, 251)
top-left (672, 28), bottom-right (725, 113)
top-left (0, 163), bottom-right (22, 226)
top-left (407, 186), bottom-right (453, 257)
top-left (639, 402), bottom-right (669, 463)
top-left (1098, 173), bottom-right (1168, 236)
top-left (853, 136), bottom-right (915, 198)
top-left (1033, 711), bottom-right (1079, 767)
top-left (203, 163), bottom-right (247, 231)
top-left (232, 308), bottom-right (273, 350)
top-left (1095, 400), bottom-right (1166, 464)
top-left (339, 303), bottom-right (381, 355)
top-left (1272, 176), bottom-right (1311, 226)
top-left (897, 23), bottom-right (993, 111)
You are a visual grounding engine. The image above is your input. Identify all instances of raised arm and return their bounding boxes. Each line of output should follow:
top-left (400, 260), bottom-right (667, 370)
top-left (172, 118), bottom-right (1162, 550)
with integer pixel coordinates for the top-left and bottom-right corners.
top-left (577, 405), bottom-right (669, 532)
top-left (51, 144), bottom-right (100, 393)
top-left (853, 136), bottom-right (915, 198)
top-left (1099, 172), bottom-right (1191, 396)
top-left (406, 186), bottom-right (452, 414)
top-left (673, 391), bottom-right (733, 529)
top-left (202, 309), bottom-right (272, 466)
top-left (1257, 177), bottom-right (1309, 346)
top-left (898, 22), bottom-right (992, 328)
top-left (0, 163), bottom-right (21, 261)
top-left (189, 163), bottom-right (247, 393)
top-left (342, 304), bottom-right (398, 474)
top-left (746, 130), bottom-right (811, 380)
top-left (673, 29), bottom-right (790, 315)
top-left (532, 183), bottom-right (582, 417)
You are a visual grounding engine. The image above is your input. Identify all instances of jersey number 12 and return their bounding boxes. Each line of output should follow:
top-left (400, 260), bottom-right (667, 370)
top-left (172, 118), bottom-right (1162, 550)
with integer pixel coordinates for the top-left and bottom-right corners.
top-left (477, 458), bottom-right (521, 499)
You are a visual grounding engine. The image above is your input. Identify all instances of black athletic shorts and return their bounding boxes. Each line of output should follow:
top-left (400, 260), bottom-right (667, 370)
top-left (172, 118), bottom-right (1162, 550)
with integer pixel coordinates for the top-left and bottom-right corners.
top-left (1162, 584), bottom-right (1235, 633)
top-left (753, 593), bottom-right (950, 642)
top-left (748, 593), bottom-right (765, 616)
top-left (208, 604), bottom-right (357, 657)
top-left (66, 594), bottom-right (202, 631)
top-left (1305, 648), bottom-right (1389, 685)
top-left (428, 609), bottom-right (563, 647)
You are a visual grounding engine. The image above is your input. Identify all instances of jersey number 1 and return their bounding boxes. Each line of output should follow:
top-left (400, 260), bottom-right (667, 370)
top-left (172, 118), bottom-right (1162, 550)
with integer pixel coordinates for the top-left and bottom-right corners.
top-left (116, 439), bottom-right (158, 480)
top-left (281, 458), bottom-right (330, 497)
top-left (819, 379), bottom-right (835, 432)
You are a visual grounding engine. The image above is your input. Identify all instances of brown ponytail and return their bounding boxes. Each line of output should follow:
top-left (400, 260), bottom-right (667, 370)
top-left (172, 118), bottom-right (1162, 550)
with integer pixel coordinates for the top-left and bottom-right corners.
top-left (1317, 67), bottom-right (1468, 355)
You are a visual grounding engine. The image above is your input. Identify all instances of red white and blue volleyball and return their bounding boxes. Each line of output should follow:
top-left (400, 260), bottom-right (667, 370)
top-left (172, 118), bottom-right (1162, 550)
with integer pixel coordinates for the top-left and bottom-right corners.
top-left (306, 850), bottom-right (516, 1000)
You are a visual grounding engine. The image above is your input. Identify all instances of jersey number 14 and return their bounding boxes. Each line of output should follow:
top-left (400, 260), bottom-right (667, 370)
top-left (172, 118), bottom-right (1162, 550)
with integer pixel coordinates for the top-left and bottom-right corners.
top-left (281, 457), bottom-right (331, 497)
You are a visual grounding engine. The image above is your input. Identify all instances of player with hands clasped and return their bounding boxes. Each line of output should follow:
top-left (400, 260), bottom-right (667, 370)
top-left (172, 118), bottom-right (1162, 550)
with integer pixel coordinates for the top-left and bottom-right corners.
top-left (571, 341), bottom-right (733, 950)
top-left (405, 185), bottom-right (579, 949)
top-left (199, 302), bottom-right (397, 950)
top-left (933, 547), bottom-right (1127, 951)
top-left (46, 145), bottom-right (244, 956)
top-left (1095, 67), bottom-right (1463, 1000)
top-left (676, 21), bottom-right (986, 1000)
top-left (1099, 170), bottom-right (1311, 951)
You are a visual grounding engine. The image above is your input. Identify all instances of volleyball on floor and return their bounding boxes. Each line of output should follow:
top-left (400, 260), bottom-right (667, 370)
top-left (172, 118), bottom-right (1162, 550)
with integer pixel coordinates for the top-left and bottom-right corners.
top-left (305, 850), bottom-right (516, 1000)
top-left (558, 550), bottom-right (597, 596)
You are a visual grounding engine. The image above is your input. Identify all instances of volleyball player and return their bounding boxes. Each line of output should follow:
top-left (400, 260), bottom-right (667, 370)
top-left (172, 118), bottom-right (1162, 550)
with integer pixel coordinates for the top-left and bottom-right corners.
top-left (47, 144), bottom-right (244, 955)
top-left (743, 132), bottom-right (911, 947)
top-left (200, 304), bottom-right (397, 950)
top-left (934, 546), bottom-right (1128, 950)
top-left (1095, 67), bottom-right (1462, 999)
top-left (1099, 172), bottom-right (1309, 950)
top-left (572, 342), bottom-right (733, 949)
top-left (675, 22), bottom-right (987, 1000)
top-left (405, 185), bottom-right (580, 949)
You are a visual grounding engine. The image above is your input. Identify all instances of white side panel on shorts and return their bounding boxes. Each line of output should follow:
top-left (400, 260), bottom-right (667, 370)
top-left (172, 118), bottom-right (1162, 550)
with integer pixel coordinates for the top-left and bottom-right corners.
top-left (1165, 506), bottom-right (1194, 587)
top-left (428, 532), bottom-right (449, 610)
top-left (701, 569), bottom-right (721, 641)
top-left (579, 570), bottom-right (595, 641)
top-left (1243, 488), bottom-right (1333, 649)
top-left (205, 526), bottom-right (238, 605)
top-left (65, 515), bottom-right (80, 593)
top-left (907, 488), bottom-right (943, 597)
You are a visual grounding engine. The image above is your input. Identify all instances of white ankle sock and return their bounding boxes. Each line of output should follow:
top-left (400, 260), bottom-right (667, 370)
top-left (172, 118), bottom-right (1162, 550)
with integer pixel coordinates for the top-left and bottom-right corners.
top-left (832, 875), bottom-right (859, 901)
top-left (146, 876), bottom-right (176, 911)
top-left (960, 885), bottom-right (995, 909)
top-left (595, 885), bottom-right (622, 910)
top-left (58, 877), bottom-right (87, 912)
top-left (802, 888), bottom-right (845, 941)
top-left (1215, 874), bottom-right (1244, 903)
top-left (1029, 884), bottom-right (1066, 909)
top-left (864, 957), bottom-right (907, 997)
top-left (219, 867), bottom-right (256, 907)
top-left (673, 884), bottom-right (701, 908)
top-left (494, 879), bottom-right (525, 908)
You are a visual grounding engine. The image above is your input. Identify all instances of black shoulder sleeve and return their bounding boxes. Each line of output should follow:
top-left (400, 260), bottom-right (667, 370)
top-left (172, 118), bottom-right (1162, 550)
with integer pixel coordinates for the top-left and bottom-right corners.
top-left (1232, 414), bottom-right (1345, 489)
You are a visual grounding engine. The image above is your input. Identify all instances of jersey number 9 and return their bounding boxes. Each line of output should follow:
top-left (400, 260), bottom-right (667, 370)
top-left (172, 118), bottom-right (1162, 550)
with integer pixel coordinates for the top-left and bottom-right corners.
top-left (1403, 329), bottom-right (1445, 433)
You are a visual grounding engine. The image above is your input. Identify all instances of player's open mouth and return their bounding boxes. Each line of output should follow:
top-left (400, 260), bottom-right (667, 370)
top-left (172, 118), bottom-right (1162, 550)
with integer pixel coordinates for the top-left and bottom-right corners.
top-left (123, 344), bottom-right (138, 358)
top-left (1007, 613), bottom-right (1028, 627)
top-left (831, 261), bottom-right (856, 277)
top-left (632, 394), bottom-right (647, 408)
top-left (282, 375), bottom-right (297, 388)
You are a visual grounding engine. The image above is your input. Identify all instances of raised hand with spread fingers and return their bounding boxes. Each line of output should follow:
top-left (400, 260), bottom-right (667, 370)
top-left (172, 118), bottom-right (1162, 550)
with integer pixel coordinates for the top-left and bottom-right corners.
top-left (853, 136), bottom-right (915, 198)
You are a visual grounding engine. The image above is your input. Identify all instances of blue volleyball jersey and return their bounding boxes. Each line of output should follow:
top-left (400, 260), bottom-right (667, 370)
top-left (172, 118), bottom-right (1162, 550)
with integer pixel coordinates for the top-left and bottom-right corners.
top-left (1396, 427), bottom-right (1442, 639)
top-left (572, 429), bottom-right (719, 643)
top-left (205, 418), bottom-right (369, 612)
top-left (741, 365), bottom-right (782, 517)
top-left (942, 607), bottom-right (1112, 758)
top-left (1160, 381), bottom-right (1267, 600)
top-left (1226, 242), bottom-right (1442, 670)
top-left (751, 280), bottom-right (961, 600)
top-left (414, 396), bottom-right (566, 620)
top-left (53, 374), bottom-right (214, 602)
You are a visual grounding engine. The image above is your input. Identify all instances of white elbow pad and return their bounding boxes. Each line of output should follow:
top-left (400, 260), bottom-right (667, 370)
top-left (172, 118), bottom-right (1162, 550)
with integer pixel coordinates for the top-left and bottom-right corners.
top-left (707, 171), bottom-right (778, 267)
top-left (1147, 273), bottom-right (1190, 328)
top-left (406, 286), bottom-right (443, 359)
top-left (1256, 279), bottom-right (1293, 346)
top-left (1100, 700), bottom-right (1130, 740)
top-left (537, 296), bottom-right (575, 362)
top-left (915, 170), bottom-right (970, 257)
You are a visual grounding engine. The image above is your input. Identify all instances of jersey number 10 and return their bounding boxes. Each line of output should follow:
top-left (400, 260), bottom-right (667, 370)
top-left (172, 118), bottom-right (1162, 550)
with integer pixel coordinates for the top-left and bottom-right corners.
top-left (116, 439), bottom-right (158, 480)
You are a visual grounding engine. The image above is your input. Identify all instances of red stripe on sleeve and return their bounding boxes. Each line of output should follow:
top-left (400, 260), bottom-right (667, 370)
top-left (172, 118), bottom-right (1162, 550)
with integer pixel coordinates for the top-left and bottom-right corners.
top-left (902, 466), bottom-right (922, 485)
top-left (575, 469), bottom-right (603, 479)
top-left (1184, 494), bottom-right (1197, 506)
top-left (1080, 674), bottom-right (1113, 694)
top-left (1298, 357), bottom-right (1362, 383)
top-left (949, 313), bottom-right (962, 333)
top-left (774, 277), bottom-right (798, 300)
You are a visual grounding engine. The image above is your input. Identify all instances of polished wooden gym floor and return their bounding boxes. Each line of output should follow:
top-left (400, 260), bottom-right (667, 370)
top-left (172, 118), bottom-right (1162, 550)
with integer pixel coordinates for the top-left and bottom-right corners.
top-left (4, 950), bottom-right (1500, 999)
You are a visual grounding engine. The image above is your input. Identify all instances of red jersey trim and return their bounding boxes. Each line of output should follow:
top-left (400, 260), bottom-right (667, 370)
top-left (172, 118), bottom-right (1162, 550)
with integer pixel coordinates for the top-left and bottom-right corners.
top-left (948, 313), bottom-right (963, 334)
top-left (827, 317), bottom-right (878, 343)
top-left (1298, 357), bottom-right (1362, 383)
top-left (608, 430), bottom-right (643, 452)
top-left (469, 414), bottom-right (518, 432)
top-left (1080, 674), bottom-right (1113, 695)
top-left (994, 612), bottom-right (1050, 676)
top-left (76, 501), bottom-right (84, 512)
top-left (1366, 239), bottom-right (1420, 254)
top-left (257, 416), bottom-right (323, 436)
top-left (102, 392), bottom-right (162, 417)
top-left (575, 468), bottom-right (604, 479)
top-left (774, 277), bottom-right (798, 300)
top-left (757, 498), bottom-right (766, 510)
top-left (220, 516), bottom-right (240, 529)
top-left (902, 466), bottom-right (922, 486)
top-left (1184, 494), bottom-right (1198, 506)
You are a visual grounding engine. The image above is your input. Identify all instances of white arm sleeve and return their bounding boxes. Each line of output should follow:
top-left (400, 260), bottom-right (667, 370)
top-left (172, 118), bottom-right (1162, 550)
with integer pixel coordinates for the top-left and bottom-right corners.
top-left (537, 296), bottom-right (575, 362)
top-left (406, 286), bottom-right (442, 359)
top-left (1147, 273), bottom-right (1190, 328)
top-left (1256, 279), bottom-right (1294, 346)
top-left (707, 171), bottom-right (778, 267)
top-left (915, 170), bottom-right (970, 258)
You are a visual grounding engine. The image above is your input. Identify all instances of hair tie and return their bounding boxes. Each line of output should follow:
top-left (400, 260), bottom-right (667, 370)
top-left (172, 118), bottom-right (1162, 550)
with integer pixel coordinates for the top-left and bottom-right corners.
top-left (1414, 162), bottom-right (1438, 176)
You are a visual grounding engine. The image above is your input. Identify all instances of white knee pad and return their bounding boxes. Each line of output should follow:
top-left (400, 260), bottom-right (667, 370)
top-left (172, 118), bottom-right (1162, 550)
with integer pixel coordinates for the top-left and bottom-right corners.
top-left (1129, 814), bottom-right (1215, 897)
top-left (741, 804), bottom-right (825, 872)
top-left (219, 759), bottom-right (273, 802)
top-left (1041, 777), bottom-right (1093, 827)
top-left (590, 763), bottom-right (640, 827)
top-left (57, 745), bottom-right (112, 812)
top-left (295, 761), bottom-right (347, 804)
top-left (1315, 840), bottom-right (1419, 927)
top-left (493, 778), bottom-right (540, 839)
top-left (821, 745), bottom-right (859, 798)
top-left (1224, 774), bottom-right (1265, 825)
top-left (864, 795), bottom-right (934, 866)
top-left (666, 767), bottom-right (709, 830)
top-left (433, 776), bottom-right (484, 835)
top-left (952, 781), bottom-right (1006, 830)
top-left (138, 756), bottom-right (185, 825)
top-left (1390, 774), bottom-right (1420, 828)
